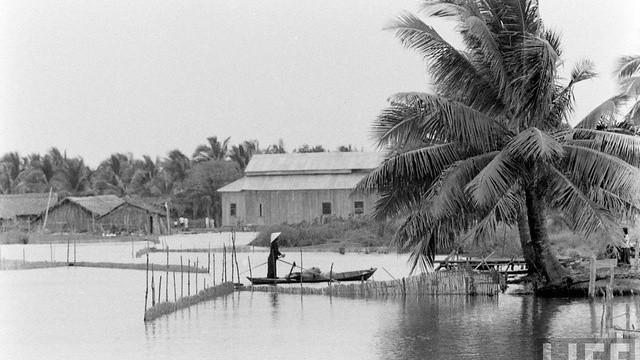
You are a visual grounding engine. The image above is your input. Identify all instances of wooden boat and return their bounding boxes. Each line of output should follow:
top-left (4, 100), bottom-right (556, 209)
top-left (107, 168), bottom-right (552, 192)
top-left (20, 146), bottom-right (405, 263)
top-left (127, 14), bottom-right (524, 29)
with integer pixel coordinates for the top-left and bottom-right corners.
top-left (247, 267), bottom-right (377, 285)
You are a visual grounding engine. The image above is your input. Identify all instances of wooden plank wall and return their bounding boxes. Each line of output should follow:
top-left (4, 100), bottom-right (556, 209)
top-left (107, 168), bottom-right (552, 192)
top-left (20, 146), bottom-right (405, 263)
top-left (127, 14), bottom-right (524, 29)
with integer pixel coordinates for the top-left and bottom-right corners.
top-left (220, 189), bottom-right (378, 226)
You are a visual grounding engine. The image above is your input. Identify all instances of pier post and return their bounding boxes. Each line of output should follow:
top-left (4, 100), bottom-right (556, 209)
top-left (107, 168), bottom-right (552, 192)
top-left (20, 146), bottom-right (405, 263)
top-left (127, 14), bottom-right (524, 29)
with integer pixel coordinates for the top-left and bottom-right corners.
top-left (588, 256), bottom-right (596, 298)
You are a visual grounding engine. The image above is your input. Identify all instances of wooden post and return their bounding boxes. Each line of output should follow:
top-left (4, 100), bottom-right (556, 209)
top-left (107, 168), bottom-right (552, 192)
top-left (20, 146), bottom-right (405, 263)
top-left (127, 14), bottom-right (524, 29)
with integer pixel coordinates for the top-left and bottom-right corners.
top-left (223, 244), bottom-right (227, 283)
top-left (329, 263), bottom-right (333, 286)
top-left (180, 256), bottom-right (183, 298)
top-left (166, 249), bottom-right (169, 302)
top-left (144, 254), bottom-right (149, 318)
top-left (233, 231), bottom-right (240, 283)
top-left (67, 238), bottom-right (70, 263)
top-left (73, 239), bottom-right (76, 263)
top-left (196, 259), bottom-right (199, 294)
top-left (173, 270), bottom-right (177, 302)
top-left (188, 259), bottom-right (191, 296)
top-left (248, 256), bottom-right (253, 280)
top-left (230, 240), bottom-right (235, 283)
top-left (300, 246), bottom-right (303, 291)
top-left (50, 243), bottom-right (53, 262)
top-left (213, 253), bottom-right (216, 286)
top-left (158, 276), bottom-right (162, 304)
top-left (626, 304), bottom-right (631, 337)
top-left (588, 255), bottom-right (596, 298)
top-left (42, 187), bottom-right (53, 231)
top-left (151, 264), bottom-right (156, 306)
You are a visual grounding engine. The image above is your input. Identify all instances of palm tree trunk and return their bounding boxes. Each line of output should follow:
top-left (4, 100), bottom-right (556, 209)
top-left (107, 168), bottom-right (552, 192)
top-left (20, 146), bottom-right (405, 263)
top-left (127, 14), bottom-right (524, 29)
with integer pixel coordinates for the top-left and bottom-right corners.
top-left (517, 211), bottom-right (538, 275)
top-left (525, 188), bottom-right (568, 285)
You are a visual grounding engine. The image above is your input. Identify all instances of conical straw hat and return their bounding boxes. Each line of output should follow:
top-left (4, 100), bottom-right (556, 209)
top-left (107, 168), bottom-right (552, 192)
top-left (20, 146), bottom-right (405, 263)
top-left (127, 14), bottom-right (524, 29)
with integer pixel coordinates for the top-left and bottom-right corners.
top-left (270, 232), bottom-right (281, 243)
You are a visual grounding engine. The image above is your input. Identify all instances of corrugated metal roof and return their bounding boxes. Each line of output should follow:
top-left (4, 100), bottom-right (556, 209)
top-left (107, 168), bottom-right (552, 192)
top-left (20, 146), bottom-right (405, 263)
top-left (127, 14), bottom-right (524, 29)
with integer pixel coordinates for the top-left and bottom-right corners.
top-left (61, 195), bottom-right (125, 216)
top-left (0, 193), bottom-right (58, 219)
top-left (245, 152), bottom-right (383, 175)
top-left (218, 173), bottom-right (368, 192)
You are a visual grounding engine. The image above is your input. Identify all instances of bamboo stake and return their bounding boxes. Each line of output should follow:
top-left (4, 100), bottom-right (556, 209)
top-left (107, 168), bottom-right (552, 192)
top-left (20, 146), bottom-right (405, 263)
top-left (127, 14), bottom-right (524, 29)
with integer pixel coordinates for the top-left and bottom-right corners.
top-left (233, 230), bottom-right (240, 283)
top-left (173, 271), bottom-right (177, 302)
top-left (151, 264), bottom-right (156, 306)
top-left (50, 243), bottom-right (53, 262)
top-left (188, 259), bottom-right (191, 296)
top-left (180, 256), bottom-right (183, 298)
top-left (73, 239), bottom-right (76, 263)
top-left (300, 246), bottom-right (303, 291)
top-left (223, 244), bottom-right (227, 283)
top-left (166, 249), bottom-right (169, 302)
top-left (196, 259), bottom-right (199, 294)
top-left (213, 253), bottom-right (216, 286)
top-left (66, 238), bottom-right (70, 263)
top-left (158, 276), bottom-right (162, 304)
top-left (230, 240), bottom-right (235, 283)
top-left (144, 254), bottom-right (149, 318)
top-left (248, 256), bottom-right (253, 280)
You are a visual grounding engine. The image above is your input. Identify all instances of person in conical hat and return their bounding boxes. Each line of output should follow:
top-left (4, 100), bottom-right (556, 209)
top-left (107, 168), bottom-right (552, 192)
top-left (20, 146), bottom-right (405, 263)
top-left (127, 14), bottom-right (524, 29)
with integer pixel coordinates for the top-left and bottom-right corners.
top-left (267, 232), bottom-right (284, 279)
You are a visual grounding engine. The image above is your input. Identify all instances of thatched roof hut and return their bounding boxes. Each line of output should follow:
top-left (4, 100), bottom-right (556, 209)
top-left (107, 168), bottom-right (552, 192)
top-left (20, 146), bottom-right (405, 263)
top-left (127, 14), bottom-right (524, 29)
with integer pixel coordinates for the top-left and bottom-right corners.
top-left (42, 195), bottom-right (124, 233)
top-left (0, 193), bottom-right (58, 227)
top-left (98, 198), bottom-right (168, 235)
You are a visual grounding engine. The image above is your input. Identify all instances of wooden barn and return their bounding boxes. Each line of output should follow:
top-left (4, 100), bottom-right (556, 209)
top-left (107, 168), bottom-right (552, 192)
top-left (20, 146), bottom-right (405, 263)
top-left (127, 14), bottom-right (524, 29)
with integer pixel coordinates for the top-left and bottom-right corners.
top-left (42, 195), bottom-right (125, 233)
top-left (0, 193), bottom-right (58, 229)
top-left (98, 198), bottom-right (168, 235)
top-left (217, 152), bottom-right (382, 226)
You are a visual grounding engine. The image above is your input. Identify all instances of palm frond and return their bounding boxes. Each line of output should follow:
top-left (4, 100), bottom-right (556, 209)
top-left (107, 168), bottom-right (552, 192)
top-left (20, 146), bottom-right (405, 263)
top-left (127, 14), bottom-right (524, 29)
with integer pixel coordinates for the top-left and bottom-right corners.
top-left (382, 92), bottom-right (508, 152)
top-left (561, 144), bottom-right (640, 198)
top-left (545, 165), bottom-right (619, 244)
top-left (574, 95), bottom-right (628, 129)
top-left (563, 129), bottom-right (640, 167)
top-left (356, 144), bottom-right (465, 191)
top-left (504, 127), bottom-right (564, 163)
top-left (465, 149), bottom-right (521, 209)
top-left (386, 12), bottom-right (503, 112)
top-left (615, 55), bottom-right (640, 78)
top-left (428, 151), bottom-right (498, 218)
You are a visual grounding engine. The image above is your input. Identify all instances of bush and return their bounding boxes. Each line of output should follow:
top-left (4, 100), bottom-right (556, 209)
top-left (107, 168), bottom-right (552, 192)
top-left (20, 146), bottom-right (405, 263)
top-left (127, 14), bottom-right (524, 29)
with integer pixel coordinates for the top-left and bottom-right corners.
top-left (251, 217), bottom-right (395, 248)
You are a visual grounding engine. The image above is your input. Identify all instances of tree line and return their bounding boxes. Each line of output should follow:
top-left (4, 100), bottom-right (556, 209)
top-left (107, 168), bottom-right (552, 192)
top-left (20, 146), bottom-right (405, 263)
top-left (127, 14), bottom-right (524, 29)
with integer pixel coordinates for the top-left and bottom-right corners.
top-left (0, 137), bottom-right (359, 222)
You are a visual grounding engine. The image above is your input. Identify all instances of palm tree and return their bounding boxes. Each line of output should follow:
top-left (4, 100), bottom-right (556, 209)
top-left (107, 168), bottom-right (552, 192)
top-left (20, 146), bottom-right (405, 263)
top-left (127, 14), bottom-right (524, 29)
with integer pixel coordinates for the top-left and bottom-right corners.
top-left (357, 0), bottom-right (640, 287)
top-left (192, 136), bottom-right (231, 162)
top-left (163, 150), bottom-right (191, 183)
top-left (228, 140), bottom-right (260, 171)
top-left (58, 157), bottom-right (92, 196)
top-left (615, 53), bottom-right (640, 130)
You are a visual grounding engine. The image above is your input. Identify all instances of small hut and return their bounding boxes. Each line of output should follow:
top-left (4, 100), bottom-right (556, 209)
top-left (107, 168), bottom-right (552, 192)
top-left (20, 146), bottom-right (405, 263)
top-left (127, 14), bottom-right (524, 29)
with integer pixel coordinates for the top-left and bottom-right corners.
top-left (0, 193), bottom-right (58, 230)
top-left (42, 195), bottom-right (124, 233)
top-left (98, 198), bottom-right (168, 235)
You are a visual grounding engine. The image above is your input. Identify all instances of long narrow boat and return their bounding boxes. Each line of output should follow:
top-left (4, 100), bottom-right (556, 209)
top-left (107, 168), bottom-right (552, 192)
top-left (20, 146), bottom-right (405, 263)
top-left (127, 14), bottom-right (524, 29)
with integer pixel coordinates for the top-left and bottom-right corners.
top-left (247, 267), bottom-right (377, 285)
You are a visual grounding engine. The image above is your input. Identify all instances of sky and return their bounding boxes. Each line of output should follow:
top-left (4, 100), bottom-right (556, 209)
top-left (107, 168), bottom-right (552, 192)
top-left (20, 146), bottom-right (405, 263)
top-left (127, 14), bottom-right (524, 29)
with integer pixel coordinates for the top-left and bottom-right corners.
top-left (1, 0), bottom-right (639, 168)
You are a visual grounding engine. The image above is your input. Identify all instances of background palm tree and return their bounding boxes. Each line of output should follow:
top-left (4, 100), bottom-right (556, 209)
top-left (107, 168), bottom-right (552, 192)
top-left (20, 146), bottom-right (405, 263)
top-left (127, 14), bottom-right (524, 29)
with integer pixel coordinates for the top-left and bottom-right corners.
top-left (615, 53), bottom-right (640, 130)
top-left (192, 136), bottom-right (230, 162)
top-left (228, 140), bottom-right (260, 171)
top-left (357, 0), bottom-right (640, 287)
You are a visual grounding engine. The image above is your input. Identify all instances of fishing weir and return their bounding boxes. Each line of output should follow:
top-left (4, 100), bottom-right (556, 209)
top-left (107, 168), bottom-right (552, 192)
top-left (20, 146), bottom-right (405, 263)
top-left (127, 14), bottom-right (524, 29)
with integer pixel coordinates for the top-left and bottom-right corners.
top-left (241, 270), bottom-right (502, 298)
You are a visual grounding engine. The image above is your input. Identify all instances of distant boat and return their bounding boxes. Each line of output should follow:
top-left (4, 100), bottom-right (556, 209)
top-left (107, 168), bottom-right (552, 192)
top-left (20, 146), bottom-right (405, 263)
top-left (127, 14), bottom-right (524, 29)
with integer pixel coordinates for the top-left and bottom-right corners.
top-left (247, 268), bottom-right (377, 285)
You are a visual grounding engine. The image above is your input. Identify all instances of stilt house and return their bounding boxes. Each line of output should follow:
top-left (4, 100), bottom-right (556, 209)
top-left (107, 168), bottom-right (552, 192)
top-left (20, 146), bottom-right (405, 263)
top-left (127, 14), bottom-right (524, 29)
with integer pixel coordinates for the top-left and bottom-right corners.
top-left (217, 152), bottom-right (382, 226)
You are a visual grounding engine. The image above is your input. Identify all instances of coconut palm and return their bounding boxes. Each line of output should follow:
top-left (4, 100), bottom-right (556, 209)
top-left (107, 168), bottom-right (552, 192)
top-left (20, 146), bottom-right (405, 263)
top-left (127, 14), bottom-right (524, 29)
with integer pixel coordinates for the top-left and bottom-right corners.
top-left (615, 53), bottom-right (640, 129)
top-left (357, 0), bottom-right (640, 286)
top-left (228, 140), bottom-right (260, 171)
top-left (192, 136), bottom-right (231, 162)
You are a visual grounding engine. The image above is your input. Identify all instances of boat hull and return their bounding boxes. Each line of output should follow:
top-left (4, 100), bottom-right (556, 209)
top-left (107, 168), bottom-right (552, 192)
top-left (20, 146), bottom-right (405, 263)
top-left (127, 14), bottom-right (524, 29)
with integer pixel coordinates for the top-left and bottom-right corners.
top-left (247, 268), bottom-right (376, 285)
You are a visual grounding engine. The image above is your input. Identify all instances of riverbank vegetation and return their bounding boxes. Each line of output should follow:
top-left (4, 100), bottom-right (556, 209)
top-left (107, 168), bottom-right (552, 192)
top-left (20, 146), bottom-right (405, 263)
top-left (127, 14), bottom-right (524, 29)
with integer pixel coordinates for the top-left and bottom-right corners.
top-left (0, 138), bottom-right (358, 225)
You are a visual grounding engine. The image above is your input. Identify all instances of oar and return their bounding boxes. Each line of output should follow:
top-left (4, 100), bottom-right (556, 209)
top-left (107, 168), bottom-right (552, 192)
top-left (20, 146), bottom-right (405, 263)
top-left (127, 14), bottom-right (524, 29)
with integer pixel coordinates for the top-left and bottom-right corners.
top-left (238, 260), bottom-right (268, 276)
top-left (277, 258), bottom-right (339, 283)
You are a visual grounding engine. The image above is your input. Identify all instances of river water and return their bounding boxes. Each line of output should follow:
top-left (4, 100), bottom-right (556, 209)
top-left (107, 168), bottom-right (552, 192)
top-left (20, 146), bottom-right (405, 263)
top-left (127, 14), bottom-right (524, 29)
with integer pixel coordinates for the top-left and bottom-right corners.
top-left (1, 235), bottom-right (639, 359)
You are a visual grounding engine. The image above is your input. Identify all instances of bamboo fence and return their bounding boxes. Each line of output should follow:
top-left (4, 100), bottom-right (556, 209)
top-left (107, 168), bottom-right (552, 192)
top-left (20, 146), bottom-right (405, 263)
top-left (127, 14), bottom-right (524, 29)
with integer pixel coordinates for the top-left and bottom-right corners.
top-left (143, 282), bottom-right (234, 322)
top-left (241, 270), bottom-right (501, 298)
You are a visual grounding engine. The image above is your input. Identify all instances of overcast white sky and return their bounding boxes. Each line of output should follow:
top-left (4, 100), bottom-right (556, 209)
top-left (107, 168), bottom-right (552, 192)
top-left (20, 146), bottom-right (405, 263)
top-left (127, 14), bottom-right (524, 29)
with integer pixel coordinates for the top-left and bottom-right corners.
top-left (1, 0), bottom-right (639, 167)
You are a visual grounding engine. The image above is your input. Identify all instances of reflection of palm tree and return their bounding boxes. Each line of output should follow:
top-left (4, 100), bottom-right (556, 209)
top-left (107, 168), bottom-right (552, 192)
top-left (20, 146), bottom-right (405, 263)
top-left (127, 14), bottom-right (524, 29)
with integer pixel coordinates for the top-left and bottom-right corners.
top-left (193, 136), bottom-right (230, 162)
top-left (357, 0), bottom-right (640, 285)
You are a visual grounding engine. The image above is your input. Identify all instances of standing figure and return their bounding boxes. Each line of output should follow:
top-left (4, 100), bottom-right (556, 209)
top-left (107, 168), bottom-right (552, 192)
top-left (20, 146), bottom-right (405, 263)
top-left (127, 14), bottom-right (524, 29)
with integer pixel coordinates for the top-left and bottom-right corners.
top-left (267, 232), bottom-right (285, 279)
top-left (622, 227), bottom-right (631, 265)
